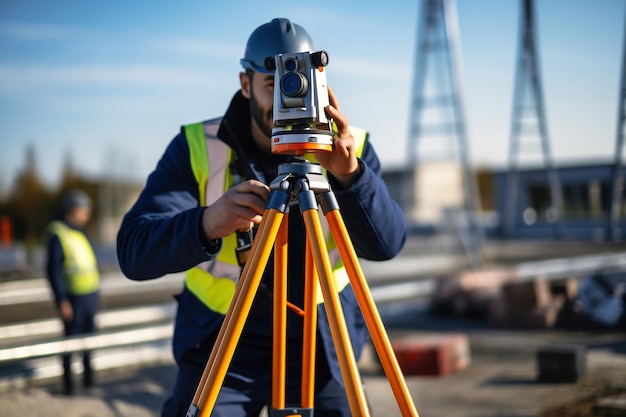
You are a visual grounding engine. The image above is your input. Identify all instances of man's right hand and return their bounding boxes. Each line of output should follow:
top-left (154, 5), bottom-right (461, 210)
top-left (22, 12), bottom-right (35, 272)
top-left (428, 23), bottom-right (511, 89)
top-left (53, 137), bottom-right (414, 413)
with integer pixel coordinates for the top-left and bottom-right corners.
top-left (59, 300), bottom-right (73, 322)
top-left (201, 179), bottom-right (270, 240)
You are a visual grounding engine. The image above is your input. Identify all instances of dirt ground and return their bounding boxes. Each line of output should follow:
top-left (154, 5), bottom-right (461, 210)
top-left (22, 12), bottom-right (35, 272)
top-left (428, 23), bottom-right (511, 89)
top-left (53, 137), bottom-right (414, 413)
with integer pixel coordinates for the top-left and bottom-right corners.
top-left (542, 385), bottom-right (626, 417)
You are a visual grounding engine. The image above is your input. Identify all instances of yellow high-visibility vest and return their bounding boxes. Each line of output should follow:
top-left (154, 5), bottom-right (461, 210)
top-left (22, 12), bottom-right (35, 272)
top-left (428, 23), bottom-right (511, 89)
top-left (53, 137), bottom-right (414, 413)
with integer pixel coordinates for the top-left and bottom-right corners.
top-left (184, 118), bottom-right (368, 314)
top-left (47, 221), bottom-right (99, 295)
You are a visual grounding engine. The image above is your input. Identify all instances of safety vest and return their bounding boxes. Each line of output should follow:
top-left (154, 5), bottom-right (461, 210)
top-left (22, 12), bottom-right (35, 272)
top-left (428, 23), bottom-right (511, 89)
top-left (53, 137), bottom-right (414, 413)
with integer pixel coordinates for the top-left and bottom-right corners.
top-left (183, 118), bottom-right (368, 315)
top-left (47, 221), bottom-right (99, 295)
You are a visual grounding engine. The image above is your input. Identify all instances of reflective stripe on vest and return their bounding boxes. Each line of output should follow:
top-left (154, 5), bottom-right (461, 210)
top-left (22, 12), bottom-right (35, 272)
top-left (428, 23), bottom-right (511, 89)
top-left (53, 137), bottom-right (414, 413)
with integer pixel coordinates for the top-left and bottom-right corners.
top-left (47, 221), bottom-right (99, 295)
top-left (184, 119), bottom-right (368, 314)
top-left (184, 120), bottom-right (241, 314)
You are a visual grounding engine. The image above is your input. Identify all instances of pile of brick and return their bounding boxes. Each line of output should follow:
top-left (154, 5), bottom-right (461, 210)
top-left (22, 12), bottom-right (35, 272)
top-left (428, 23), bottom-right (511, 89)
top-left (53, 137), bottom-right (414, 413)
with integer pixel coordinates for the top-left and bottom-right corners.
top-left (430, 268), bottom-right (579, 329)
top-left (491, 276), bottom-right (578, 328)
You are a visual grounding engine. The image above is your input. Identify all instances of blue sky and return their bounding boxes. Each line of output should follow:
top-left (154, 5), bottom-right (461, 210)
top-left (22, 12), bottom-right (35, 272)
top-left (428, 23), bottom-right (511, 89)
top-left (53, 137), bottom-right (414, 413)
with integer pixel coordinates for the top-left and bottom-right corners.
top-left (0, 1), bottom-right (624, 191)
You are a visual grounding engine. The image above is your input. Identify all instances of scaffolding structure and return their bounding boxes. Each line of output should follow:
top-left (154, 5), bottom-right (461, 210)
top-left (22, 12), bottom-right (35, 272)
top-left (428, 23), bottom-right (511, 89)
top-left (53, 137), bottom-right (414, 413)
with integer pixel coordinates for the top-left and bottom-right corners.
top-left (503, 0), bottom-right (563, 239)
top-left (608, 6), bottom-right (626, 241)
top-left (406, 0), bottom-right (483, 268)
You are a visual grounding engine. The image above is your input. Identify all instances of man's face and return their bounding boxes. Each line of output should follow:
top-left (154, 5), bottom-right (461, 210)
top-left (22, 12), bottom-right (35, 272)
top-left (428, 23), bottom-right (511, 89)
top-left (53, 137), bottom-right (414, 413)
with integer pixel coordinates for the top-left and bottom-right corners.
top-left (240, 71), bottom-right (275, 152)
top-left (67, 206), bottom-right (91, 228)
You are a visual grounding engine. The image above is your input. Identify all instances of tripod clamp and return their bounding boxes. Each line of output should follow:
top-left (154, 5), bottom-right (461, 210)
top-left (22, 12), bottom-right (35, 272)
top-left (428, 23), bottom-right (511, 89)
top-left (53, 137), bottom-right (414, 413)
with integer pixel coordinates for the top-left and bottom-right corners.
top-left (267, 160), bottom-right (337, 215)
top-left (271, 408), bottom-right (313, 417)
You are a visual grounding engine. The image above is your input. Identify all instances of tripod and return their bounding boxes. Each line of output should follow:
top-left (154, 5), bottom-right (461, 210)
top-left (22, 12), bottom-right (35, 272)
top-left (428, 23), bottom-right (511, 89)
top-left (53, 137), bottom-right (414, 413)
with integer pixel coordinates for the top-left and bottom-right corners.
top-left (186, 159), bottom-right (419, 417)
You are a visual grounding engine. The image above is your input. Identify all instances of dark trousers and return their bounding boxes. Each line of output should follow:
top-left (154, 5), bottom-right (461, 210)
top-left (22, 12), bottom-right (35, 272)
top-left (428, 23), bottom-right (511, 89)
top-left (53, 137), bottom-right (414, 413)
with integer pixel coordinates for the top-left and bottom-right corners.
top-left (62, 292), bottom-right (98, 394)
top-left (161, 334), bottom-right (352, 417)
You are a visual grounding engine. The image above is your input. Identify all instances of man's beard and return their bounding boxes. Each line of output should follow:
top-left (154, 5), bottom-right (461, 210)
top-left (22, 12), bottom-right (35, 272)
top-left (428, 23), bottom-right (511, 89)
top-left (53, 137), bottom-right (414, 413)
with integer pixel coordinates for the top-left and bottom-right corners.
top-left (250, 93), bottom-right (274, 139)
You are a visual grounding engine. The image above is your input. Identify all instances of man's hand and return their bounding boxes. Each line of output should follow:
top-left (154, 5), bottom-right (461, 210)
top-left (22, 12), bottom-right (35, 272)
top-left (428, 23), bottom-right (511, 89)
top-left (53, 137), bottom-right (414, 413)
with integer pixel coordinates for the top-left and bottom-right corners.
top-left (202, 180), bottom-right (270, 240)
top-left (59, 300), bottom-right (73, 322)
top-left (315, 87), bottom-right (361, 188)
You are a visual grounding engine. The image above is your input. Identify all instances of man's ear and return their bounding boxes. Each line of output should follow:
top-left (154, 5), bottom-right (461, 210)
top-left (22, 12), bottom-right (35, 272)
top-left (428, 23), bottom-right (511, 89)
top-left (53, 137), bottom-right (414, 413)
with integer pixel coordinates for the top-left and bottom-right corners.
top-left (240, 72), bottom-right (251, 99)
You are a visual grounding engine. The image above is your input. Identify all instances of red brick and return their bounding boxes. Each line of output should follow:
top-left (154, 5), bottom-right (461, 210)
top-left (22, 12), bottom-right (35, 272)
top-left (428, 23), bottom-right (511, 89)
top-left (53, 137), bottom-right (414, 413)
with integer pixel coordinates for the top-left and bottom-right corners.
top-left (391, 333), bottom-right (470, 376)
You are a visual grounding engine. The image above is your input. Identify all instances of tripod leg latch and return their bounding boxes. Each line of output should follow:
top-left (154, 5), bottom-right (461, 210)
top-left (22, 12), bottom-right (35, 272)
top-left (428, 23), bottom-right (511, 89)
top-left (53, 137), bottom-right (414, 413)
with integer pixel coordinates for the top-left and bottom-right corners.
top-left (269, 407), bottom-right (314, 417)
top-left (185, 405), bottom-right (200, 417)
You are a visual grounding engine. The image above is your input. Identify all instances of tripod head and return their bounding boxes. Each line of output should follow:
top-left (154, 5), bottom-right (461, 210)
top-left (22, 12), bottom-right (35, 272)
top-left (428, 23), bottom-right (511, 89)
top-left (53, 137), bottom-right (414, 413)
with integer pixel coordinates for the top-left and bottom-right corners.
top-left (269, 159), bottom-right (330, 197)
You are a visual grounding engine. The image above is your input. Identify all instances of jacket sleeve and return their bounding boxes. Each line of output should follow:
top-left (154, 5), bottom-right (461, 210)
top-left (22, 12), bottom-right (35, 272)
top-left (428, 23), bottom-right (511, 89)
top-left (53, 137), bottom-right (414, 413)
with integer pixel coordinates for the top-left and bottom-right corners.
top-left (45, 234), bottom-right (67, 305)
top-left (328, 139), bottom-right (406, 261)
top-left (116, 131), bottom-right (213, 280)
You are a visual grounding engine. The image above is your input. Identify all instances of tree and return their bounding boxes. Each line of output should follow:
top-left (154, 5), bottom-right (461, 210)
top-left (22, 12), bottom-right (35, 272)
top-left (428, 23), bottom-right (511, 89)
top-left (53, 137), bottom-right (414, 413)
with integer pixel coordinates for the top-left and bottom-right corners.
top-left (5, 145), bottom-right (54, 245)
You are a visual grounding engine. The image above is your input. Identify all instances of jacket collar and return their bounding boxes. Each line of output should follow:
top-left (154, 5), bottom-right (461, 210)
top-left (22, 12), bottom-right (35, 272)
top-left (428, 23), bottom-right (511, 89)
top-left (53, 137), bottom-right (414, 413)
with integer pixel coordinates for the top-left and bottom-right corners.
top-left (217, 90), bottom-right (290, 183)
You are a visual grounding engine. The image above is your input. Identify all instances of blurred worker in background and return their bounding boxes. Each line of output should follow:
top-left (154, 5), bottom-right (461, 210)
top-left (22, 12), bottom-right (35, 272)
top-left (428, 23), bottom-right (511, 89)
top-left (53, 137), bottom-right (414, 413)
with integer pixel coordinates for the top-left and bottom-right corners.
top-left (45, 189), bottom-right (100, 395)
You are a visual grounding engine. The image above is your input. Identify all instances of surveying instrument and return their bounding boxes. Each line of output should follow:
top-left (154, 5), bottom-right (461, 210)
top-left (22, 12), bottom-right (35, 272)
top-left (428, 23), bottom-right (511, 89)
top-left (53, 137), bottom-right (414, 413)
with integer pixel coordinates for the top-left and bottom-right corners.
top-left (186, 51), bottom-right (420, 417)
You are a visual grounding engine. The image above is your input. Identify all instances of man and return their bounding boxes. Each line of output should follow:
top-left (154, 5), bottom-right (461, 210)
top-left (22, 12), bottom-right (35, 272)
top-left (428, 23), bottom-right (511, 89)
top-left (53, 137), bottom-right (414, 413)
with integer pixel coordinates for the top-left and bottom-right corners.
top-left (117, 18), bottom-right (405, 417)
top-left (45, 189), bottom-right (100, 395)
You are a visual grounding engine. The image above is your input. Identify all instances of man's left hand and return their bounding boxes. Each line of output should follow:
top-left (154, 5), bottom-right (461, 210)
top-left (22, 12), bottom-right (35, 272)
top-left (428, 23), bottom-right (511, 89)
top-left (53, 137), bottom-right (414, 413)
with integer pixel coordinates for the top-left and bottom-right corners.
top-left (316, 87), bottom-right (361, 188)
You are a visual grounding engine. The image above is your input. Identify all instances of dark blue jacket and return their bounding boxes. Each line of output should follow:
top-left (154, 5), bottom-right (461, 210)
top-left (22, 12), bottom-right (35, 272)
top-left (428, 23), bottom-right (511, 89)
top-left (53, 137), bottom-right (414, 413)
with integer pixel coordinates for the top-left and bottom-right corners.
top-left (117, 91), bottom-right (406, 385)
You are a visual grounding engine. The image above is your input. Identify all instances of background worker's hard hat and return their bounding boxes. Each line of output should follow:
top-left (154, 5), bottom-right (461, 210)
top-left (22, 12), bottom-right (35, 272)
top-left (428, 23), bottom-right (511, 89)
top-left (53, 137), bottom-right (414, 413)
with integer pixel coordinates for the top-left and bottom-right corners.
top-left (240, 18), bottom-right (314, 74)
top-left (62, 189), bottom-right (92, 213)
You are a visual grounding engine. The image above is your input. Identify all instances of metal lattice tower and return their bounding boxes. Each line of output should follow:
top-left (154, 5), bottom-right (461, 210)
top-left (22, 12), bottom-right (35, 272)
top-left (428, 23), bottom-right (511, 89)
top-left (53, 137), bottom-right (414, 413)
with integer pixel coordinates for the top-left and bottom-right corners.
top-left (608, 7), bottom-right (626, 241)
top-left (503, 0), bottom-right (563, 238)
top-left (407, 0), bottom-right (484, 268)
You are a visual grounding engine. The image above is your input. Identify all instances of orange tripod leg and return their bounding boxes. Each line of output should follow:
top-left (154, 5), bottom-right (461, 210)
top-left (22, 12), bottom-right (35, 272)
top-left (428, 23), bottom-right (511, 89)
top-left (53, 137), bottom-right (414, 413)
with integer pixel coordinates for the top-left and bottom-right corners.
top-left (301, 237), bottom-right (318, 408)
top-left (272, 214), bottom-right (288, 410)
top-left (324, 206), bottom-right (420, 417)
top-left (190, 211), bottom-right (272, 409)
top-left (301, 208), bottom-right (371, 417)
top-left (188, 208), bottom-right (285, 417)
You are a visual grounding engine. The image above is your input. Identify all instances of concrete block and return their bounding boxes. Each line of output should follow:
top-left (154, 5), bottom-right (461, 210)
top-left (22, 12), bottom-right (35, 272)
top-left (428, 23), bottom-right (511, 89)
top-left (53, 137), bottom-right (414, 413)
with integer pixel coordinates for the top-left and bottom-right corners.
top-left (391, 333), bottom-right (470, 376)
top-left (455, 268), bottom-right (513, 289)
top-left (536, 344), bottom-right (586, 383)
